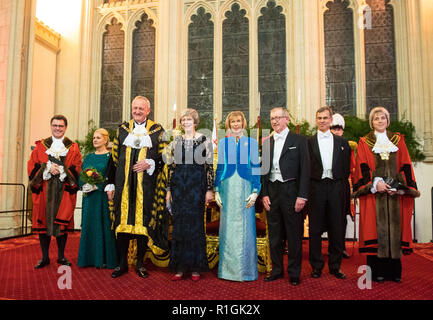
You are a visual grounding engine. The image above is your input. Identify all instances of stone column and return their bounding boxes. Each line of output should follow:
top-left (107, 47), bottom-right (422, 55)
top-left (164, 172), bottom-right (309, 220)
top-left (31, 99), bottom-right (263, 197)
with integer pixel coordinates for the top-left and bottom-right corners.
top-left (420, 0), bottom-right (433, 161)
top-left (0, 0), bottom-right (35, 238)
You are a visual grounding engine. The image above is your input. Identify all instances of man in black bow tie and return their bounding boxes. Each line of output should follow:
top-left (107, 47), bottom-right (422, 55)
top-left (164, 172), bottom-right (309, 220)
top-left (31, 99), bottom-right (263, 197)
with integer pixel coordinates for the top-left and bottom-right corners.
top-left (307, 107), bottom-right (351, 280)
top-left (261, 107), bottom-right (310, 286)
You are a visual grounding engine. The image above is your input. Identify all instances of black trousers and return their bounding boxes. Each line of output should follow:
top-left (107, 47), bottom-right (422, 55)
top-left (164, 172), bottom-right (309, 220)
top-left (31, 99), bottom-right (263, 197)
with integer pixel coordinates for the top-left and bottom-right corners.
top-left (39, 233), bottom-right (68, 260)
top-left (341, 179), bottom-right (351, 251)
top-left (267, 180), bottom-right (304, 278)
top-left (309, 178), bottom-right (344, 272)
top-left (116, 233), bottom-right (148, 270)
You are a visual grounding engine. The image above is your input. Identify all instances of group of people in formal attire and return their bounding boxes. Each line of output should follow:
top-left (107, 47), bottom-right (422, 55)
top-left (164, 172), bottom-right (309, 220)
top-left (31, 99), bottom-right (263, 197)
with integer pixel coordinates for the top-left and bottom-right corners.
top-left (28, 96), bottom-right (420, 287)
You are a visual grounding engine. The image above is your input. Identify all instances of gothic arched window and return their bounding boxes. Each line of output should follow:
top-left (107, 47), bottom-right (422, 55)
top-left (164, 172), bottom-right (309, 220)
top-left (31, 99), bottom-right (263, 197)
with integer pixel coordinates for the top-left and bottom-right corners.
top-left (365, 0), bottom-right (398, 118)
top-left (258, 0), bottom-right (287, 124)
top-left (188, 7), bottom-right (214, 129)
top-left (324, 0), bottom-right (356, 116)
top-left (100, 18), bottom-right (124, 130)
top-left (131, 13), bottom-right (156, 119)
top-left (222, 3), bottom-right (249, 121)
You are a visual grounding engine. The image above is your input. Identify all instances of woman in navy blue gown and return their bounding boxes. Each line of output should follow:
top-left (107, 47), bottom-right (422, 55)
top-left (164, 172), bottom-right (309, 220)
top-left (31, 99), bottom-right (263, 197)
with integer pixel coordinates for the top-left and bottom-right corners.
top-left (165, 109), bottom-right (214, 281)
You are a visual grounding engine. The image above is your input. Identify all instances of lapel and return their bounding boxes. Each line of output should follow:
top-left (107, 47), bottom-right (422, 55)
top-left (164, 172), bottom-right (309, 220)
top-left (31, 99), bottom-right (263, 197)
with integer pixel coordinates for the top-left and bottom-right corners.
top-left (146, 118), bottom-right (155, 132)
top-left (312, 134), bottom-right (323, 168)
top-left (42, 137), bottom-right (53, 150)
top-left (280, 131), bottom-right (294, 158)
top-left (269, 135), bottom-right (275, 163)
top-left (42, 136), bottom-right (73, 152)
top-left (332, 134), bottom-right (339, 170)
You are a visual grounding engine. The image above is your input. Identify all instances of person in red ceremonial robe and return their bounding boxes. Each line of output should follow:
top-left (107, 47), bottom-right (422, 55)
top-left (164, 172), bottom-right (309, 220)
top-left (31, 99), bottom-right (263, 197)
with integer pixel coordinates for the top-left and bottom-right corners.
top-left (28, 115), bottom-right (82, 269)
top-left (353, 106), bottom-right (420, 283)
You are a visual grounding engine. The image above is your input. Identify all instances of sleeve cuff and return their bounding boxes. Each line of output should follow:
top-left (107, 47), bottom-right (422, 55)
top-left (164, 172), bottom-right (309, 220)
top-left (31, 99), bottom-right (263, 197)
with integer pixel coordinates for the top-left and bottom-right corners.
top-left (58, 165), bottom-right (66, 182)
top-left (43, 161), bottom-right (52, 180)
top-left (371, 177), bottom-right (384, 194)
top-left (104, 184), bottom-right (115, 192)
top-left (146, 159), bottom-right (155, 176)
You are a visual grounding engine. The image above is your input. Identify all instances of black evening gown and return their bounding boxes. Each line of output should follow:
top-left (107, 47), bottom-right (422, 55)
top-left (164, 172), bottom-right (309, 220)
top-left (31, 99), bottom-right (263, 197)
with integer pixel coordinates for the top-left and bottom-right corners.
top-left (167, 135), bottom-right (213, 273)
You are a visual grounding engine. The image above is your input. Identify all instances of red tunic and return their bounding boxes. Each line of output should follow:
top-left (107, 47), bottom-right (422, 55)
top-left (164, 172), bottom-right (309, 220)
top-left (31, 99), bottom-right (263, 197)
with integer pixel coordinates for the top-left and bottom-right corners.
top-left (353, 132), bottom-right (419, 256)
top-left (348, 142), bottom-right (357, 217)
top-left (28, 137), bottom-right (82, 235)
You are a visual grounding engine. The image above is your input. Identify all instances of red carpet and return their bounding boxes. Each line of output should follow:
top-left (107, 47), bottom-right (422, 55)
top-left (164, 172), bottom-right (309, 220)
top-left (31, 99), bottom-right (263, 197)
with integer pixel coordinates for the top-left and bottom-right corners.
top-left (1, 232), bottom-right (433, 300)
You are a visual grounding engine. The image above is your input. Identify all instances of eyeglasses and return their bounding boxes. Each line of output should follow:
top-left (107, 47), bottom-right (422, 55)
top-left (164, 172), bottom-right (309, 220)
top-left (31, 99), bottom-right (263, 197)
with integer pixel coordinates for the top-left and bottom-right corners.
top-left (270, 116), bottom-right (287, 122)
top-left (51, 124), bottom-right (65, 128)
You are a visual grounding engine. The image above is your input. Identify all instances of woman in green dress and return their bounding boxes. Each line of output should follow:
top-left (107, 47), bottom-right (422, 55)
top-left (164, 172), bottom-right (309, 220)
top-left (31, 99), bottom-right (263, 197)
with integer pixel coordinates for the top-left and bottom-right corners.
top-left (77, 128), bottom-right (118, 269)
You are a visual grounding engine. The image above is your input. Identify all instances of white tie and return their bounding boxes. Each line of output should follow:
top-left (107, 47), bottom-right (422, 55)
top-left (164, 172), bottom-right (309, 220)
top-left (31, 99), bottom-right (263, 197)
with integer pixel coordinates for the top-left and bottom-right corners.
top-left (274, 133), bottom-right (284, 141)
top-left (318, 131), bottom-right (331, 139)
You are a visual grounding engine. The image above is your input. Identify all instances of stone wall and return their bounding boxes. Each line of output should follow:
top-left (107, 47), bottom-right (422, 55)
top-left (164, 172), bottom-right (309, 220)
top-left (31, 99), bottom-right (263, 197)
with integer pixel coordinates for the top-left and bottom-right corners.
top-left (0, 0), bottom-right (12, 238)
top-left (0, 0), bottom-right (12, 193)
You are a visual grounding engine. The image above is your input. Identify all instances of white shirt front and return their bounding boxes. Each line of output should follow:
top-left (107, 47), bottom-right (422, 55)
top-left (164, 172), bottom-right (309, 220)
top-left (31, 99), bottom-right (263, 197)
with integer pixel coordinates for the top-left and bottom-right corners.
top-left (317, 130), bottom-right (333, 179)
top-left (270, 127), bottom-right (289, 182)
top-left (370, 130), bottom-right (399, 193)
top-left (43, 136), bottom-right (68, 181)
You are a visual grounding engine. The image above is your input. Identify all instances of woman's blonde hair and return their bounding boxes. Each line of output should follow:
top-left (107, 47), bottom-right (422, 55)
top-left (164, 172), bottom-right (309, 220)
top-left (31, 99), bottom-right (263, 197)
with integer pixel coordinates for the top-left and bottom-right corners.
top-left (225, 111), bottom-right (247, 130)
top-left (369, 106), bottom-right (390, 130)
top-left (179, 108), bottom-right (199, 126)
top-left (94, 128), bottom-right (110, 146)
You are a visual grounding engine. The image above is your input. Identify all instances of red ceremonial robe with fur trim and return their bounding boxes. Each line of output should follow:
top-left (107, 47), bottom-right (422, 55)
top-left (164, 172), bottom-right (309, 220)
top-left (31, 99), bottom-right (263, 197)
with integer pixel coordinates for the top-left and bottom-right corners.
top-left (353, 132), bottom-right (419, 257)
top-left (28, 137), bottom-right (82, 236)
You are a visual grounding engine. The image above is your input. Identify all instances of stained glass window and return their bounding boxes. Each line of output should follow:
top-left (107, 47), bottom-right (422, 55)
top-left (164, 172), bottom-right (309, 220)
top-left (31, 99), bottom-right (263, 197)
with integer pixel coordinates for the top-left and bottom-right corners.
top-left (222, 3), bottom-right (249, 122)
top-left (188, 7), bottom-right (214, 129)
top-left (258, 0), bottom-right (287, 124)
top-left (324, 0), bottom-right (356, 116)
top-left (100, 18), bottom-right (124, 130)
top-left (131, 13), bottom-right (156, 119)
top-left (365, 0), bottom-right (398, 118)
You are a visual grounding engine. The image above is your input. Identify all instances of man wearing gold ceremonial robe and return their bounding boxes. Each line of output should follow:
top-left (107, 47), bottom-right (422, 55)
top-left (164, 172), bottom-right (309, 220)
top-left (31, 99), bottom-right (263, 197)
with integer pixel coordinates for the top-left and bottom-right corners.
top-left (106, 96), bottom-right (166, 279)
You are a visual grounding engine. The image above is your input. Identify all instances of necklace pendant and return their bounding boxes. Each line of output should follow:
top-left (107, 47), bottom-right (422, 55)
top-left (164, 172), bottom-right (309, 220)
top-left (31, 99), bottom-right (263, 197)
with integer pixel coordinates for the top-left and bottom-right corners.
top-left (380, 152), bottom-right (389, 160)
top-left (134, 138), bottom-right (141, 148)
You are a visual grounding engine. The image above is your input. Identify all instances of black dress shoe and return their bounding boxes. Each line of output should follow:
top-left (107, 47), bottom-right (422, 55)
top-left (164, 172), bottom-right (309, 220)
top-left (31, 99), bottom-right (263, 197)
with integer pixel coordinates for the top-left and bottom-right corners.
top-left (136, 267), bottom-right (149, 278)
top-left (330, 269), bottom-right (346, 279)
top-left (311, 269), bottom-right (322, 278)
top-left (111, 267), bottom-right (128, 278)
top-left (289, 277), bottom-right (301, 286)
top-left (374, 276), bottom-right (385, 283)
top-left (342, 251), bottom-right (350, 259)
top-left (34, 258), bottom-right (50, 269)
top-left (263, 273), bottom-right (283, 282)
top-left (57, 257), bottom-right (72, 266)
top-left (392, 277), bottom-right (402, 283)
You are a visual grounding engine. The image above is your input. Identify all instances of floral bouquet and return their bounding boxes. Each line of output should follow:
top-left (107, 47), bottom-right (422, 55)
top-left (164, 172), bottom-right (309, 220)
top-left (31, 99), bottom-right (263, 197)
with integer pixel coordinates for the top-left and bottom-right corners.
top-left (80, 167), bottom-right (105, 185)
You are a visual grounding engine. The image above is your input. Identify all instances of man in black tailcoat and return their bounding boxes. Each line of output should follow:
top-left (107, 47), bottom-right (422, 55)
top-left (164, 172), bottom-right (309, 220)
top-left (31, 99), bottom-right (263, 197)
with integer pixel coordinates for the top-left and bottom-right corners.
top-left (261, 107), bottom-right (310, 286)
top-left (307, 106), bottom-right (351, 280)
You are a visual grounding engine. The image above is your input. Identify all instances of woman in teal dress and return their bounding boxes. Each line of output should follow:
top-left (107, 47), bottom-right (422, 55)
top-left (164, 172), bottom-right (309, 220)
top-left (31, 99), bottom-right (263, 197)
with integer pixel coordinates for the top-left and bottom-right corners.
top-left (77, 128), bottom-right (118, 269)
top-left (214, 111), bottom-right (261, 281)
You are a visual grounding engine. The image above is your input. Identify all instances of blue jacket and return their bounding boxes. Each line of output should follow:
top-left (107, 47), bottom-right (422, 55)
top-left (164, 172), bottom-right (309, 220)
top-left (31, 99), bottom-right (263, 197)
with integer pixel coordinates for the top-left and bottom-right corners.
top-left (214, 136), bottom-right (261, 193)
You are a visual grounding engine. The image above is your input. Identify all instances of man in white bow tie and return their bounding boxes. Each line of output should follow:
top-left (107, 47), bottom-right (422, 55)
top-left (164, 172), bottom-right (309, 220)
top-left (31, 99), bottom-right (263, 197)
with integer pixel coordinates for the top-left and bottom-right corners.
top-left (261, 107), bottom-right (310, 286)
top-left (28, 115), bottom-right (82, 269)
top-left (106, 96), bottom-right (166, 279)
top-left (307, 107), bottom-right (351, 280)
